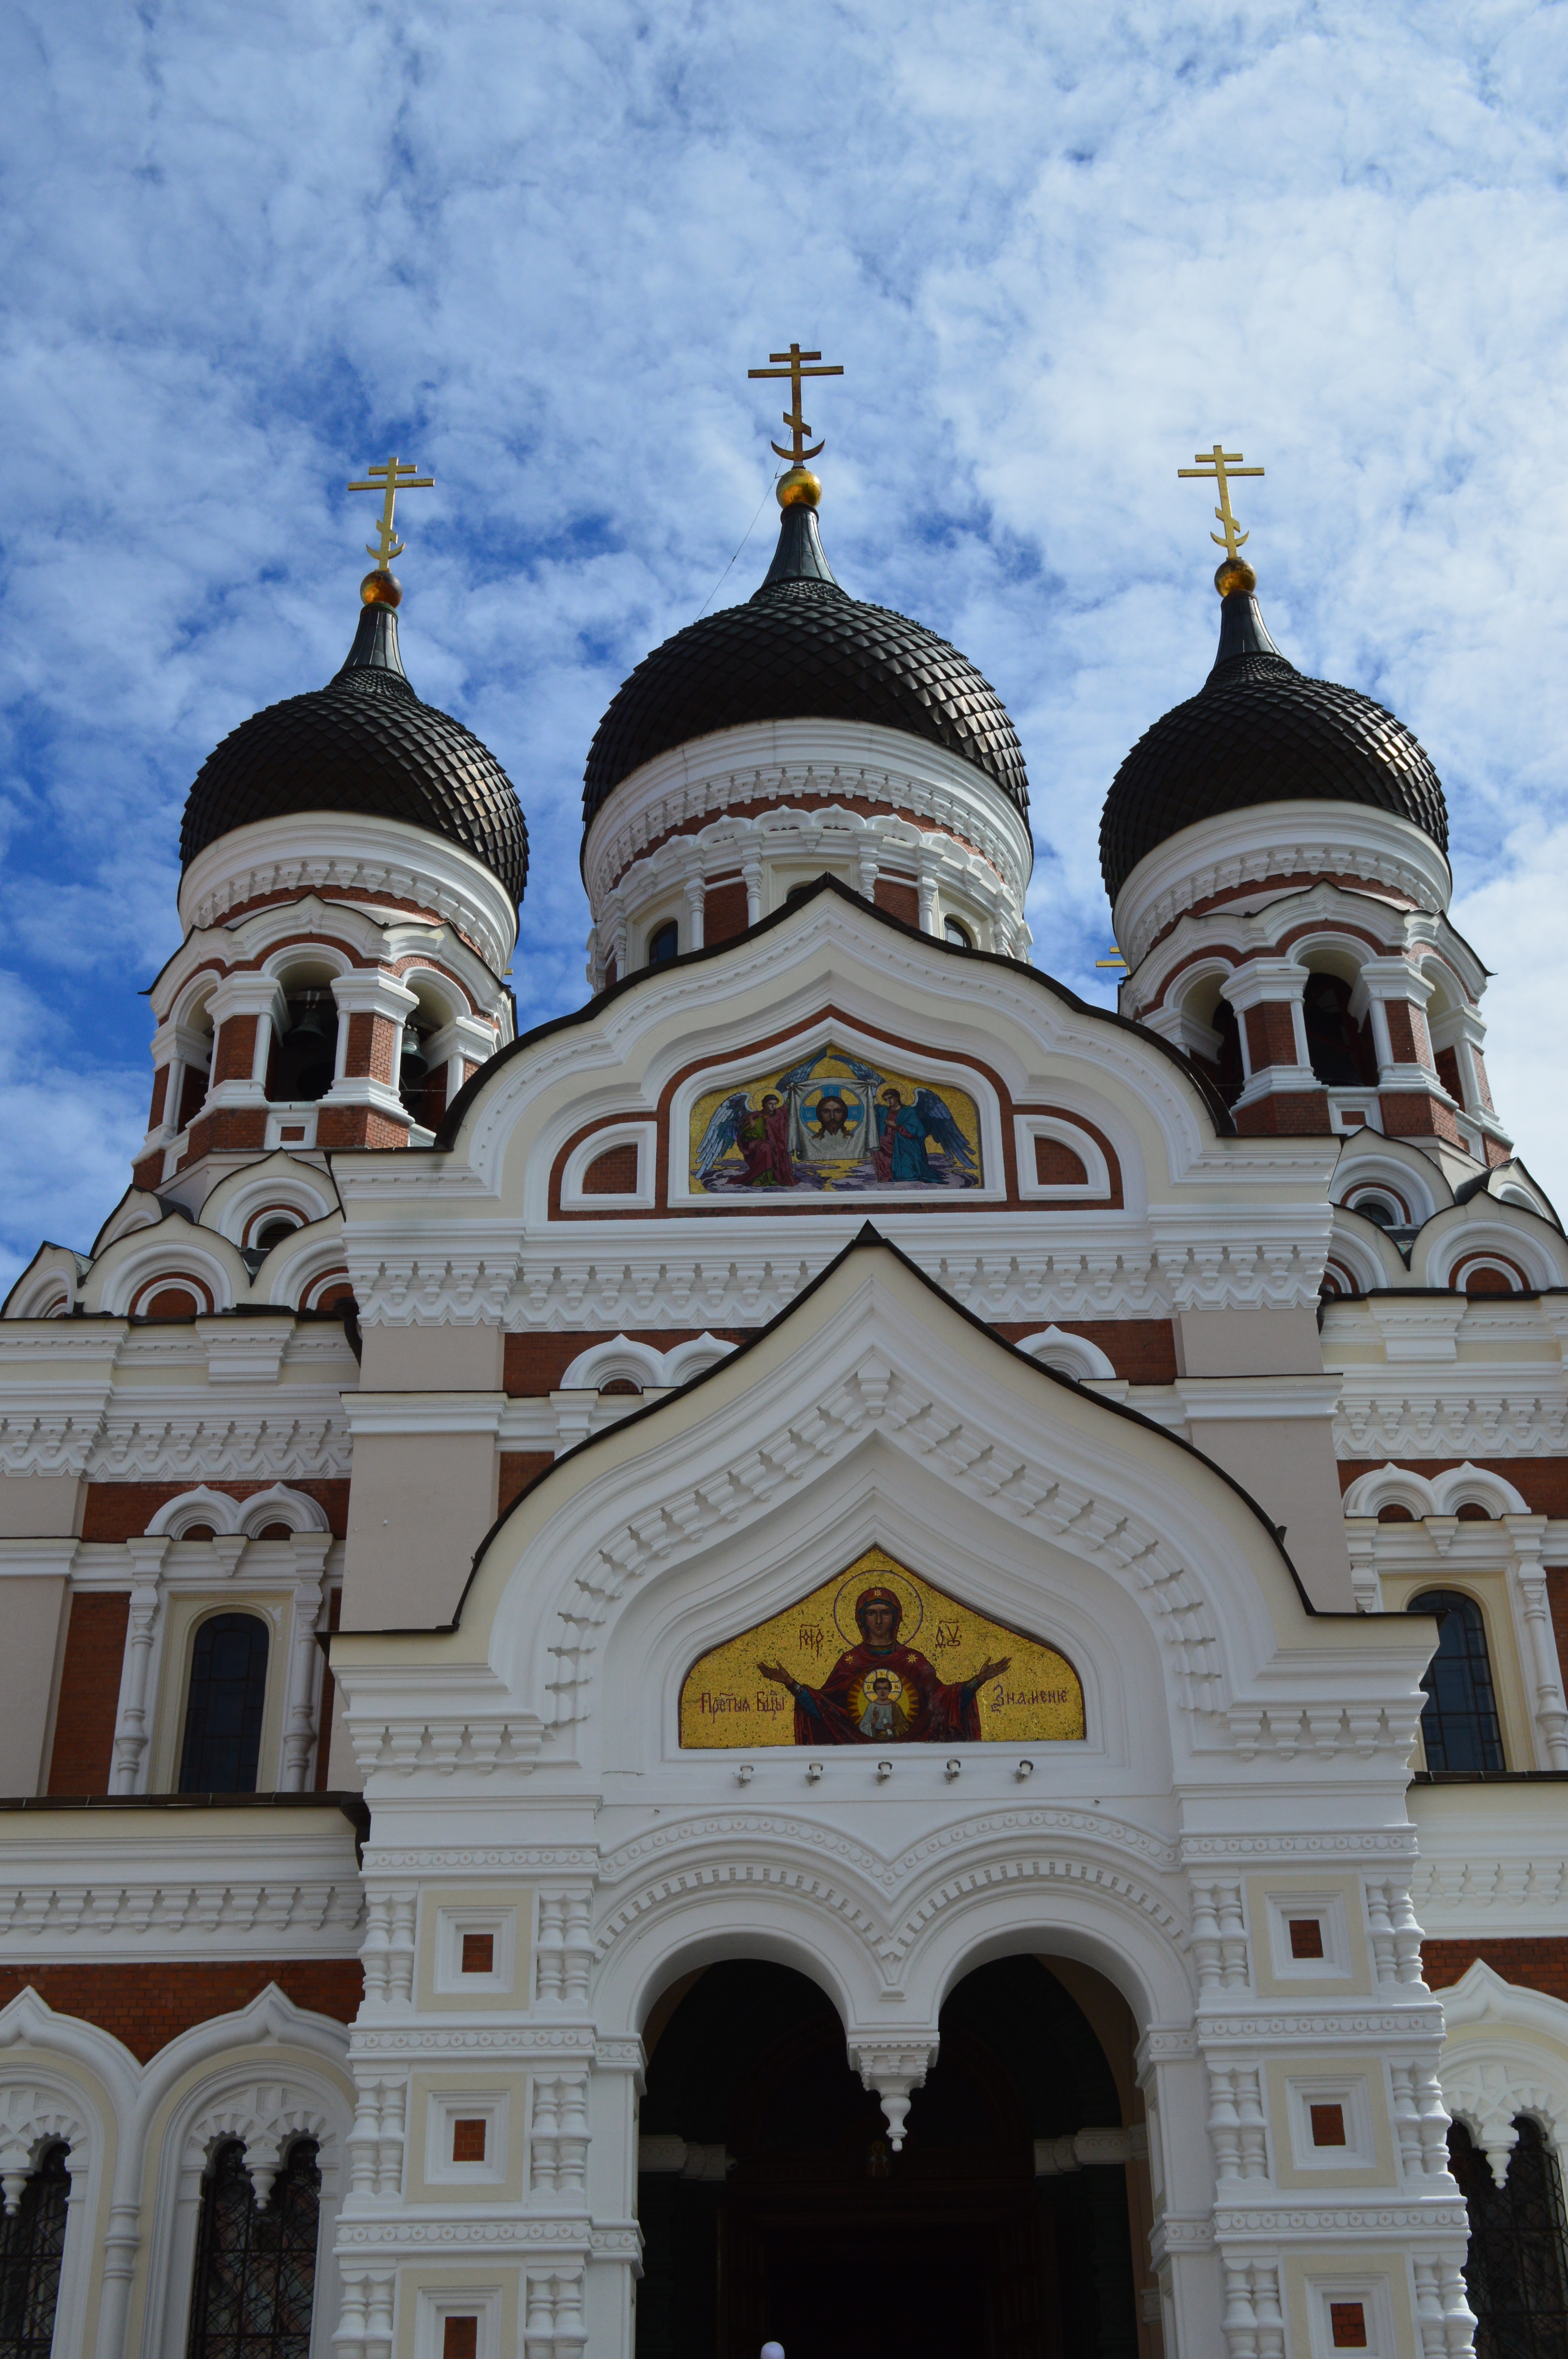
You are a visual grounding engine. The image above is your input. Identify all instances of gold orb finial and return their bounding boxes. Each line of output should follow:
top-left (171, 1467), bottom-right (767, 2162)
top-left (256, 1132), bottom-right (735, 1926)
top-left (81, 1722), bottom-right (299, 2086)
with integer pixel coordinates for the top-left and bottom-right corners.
top-left (361, 568), bottom-right (403, 607)
top-left (777, 465), bottom-right (822, 509)
top-left (1214, 557), bottom-right (1256, 599)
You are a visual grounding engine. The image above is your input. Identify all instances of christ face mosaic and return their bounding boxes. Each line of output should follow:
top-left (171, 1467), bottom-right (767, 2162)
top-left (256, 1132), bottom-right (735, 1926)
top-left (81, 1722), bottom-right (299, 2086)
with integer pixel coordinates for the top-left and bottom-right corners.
top-left (679, 1547), bottom-right (1085, 1748)
top-left (690, 1047), bottom-right (982, 1194)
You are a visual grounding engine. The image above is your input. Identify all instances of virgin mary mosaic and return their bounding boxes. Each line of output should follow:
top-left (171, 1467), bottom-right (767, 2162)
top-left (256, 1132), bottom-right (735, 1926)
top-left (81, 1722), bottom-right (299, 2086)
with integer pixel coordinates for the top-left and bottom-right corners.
top-left (690, 1047), bottom-right (982, 1193)
top-left (680, 1548), bottom-right (1084, 1747)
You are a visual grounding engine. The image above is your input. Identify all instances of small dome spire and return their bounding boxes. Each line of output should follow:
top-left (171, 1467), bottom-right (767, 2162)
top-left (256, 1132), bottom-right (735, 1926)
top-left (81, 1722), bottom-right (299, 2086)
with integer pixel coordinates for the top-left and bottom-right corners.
top-left (582, 495), bottom-right (1028, 823)
top-left (1099, 562), bottom-right (1448, 903)
top-left (181, 583), bottom-right (530, 906)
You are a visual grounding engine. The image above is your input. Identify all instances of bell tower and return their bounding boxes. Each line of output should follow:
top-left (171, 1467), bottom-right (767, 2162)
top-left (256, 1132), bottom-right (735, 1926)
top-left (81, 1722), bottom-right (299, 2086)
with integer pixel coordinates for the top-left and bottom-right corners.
top-left (1104, 447), bottom-right (1509, 1174)
top-left (134, 463), bottom-right (530, 1210)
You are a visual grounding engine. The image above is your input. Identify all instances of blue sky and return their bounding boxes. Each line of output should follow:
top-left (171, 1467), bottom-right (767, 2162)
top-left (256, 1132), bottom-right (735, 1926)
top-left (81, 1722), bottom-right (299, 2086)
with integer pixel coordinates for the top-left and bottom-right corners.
top-left (4, 0), bottom-right (1568, 1285)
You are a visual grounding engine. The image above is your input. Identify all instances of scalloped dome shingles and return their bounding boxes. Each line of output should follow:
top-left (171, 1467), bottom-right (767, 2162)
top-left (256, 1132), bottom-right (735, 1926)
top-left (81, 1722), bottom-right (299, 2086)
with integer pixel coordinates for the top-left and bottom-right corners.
top-left (181, 608), bottom-right (530, 906)
top-left (581, 507), bottom-right (1029, 826)
top-left (1099, 596), bottom-right (1448, 904)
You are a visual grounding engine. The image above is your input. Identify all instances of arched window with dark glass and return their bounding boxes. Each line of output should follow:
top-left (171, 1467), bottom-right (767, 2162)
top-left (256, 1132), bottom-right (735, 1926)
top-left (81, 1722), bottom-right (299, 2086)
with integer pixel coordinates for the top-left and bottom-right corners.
top-left (1449, 2115), bottom-right (1568, 2358)
top-left (646, 920), bottom-right (679, 967)
top-left (0, 2141), bottom-right (69, 2356)
top-left (1408, 1590), bottom-right (1504, 1772)
top-left (186, 2136), bottom-right (321, 2359)
top-left (179, 1614), bottom-right (270, 1794)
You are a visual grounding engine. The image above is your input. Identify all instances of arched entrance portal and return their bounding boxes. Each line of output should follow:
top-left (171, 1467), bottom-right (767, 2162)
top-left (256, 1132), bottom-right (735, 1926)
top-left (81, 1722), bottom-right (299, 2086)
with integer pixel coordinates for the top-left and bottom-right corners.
top-left (635, 1957), bottom-right (1142, 2359)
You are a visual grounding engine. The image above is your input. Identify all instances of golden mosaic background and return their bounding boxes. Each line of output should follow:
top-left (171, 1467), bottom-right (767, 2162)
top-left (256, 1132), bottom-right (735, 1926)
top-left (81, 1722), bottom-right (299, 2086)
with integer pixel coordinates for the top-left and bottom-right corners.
top-left (679, 1546), bottom-right (1084, 1747)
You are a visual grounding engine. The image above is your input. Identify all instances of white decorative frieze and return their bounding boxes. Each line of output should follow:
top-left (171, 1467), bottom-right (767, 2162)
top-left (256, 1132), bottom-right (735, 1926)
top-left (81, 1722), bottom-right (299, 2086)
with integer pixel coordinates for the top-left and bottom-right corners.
top-left (0, 1874), bottom-right (362, 1952)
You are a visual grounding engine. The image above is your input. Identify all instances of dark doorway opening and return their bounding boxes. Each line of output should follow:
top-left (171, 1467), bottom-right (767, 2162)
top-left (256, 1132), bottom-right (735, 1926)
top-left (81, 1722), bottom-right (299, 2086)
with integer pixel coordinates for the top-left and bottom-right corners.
top-left (635, 1956), bottom-right (1140, 2359)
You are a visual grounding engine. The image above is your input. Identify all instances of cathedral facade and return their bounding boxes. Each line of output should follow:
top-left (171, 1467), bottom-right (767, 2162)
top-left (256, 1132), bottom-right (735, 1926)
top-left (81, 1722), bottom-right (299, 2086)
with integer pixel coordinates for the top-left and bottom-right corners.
top-left (2, 436), bottom-right (1566, 2359)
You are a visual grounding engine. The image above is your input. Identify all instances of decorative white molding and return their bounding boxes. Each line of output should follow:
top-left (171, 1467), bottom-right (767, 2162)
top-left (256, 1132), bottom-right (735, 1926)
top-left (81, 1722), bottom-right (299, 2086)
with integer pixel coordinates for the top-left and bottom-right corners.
top-left (1015, 1326), bottom-right (1118, 1382)
top-left (177, 812), bottom-right (520, 980)
top-left (1437, 1960), bottom-right (1568, 2186)
top-left (1112, 801), bottom-right (1453, 973)
top-left (580, 718), bottom-right (1034, 917)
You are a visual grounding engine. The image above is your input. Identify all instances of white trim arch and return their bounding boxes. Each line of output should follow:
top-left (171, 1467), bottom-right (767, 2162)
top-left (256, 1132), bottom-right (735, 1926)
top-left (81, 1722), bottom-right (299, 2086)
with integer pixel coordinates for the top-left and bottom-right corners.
top-left (559, 1124), bottom-right (657, 1210)
top-left (1016, 1326), bottom-right (1118, 1382)
top-left (203, 1158), bottom-right (341, 1248)
top-left (1438, 1959), bottom-right (1568, 2187)
top-left (144, 1482), bottom-right (331, 1540)
top-left (0, 1990), bottom-right (140, 2359)
top-left (2, 1246), bottom-right (81, 1319)
top-left (84, 1227), bottom-right (248, 1319)
top-left (1341, 1461), bottom-right (1532, 1522)
top-left (1334, 1146), bottom-right (1442, 1229)
top-left (134, 1986), bottom-right (352, 2359)
top-left (264, 1224), bottom-right (354, 1310)
top-left (557, 1332), bottom-right (738, 1392)
top-left (1326, 1210), bottom-right (1405, 1295)
top-left (1412, 1206), bottom-right (1568, 1294)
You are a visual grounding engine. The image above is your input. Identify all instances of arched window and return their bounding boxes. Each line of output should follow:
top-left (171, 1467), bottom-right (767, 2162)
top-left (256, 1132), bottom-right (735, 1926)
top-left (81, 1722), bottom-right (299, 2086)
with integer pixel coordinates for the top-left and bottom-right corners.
top-left (186, 2136), bottom-right (321, 2358)
top-left (1408, 1590), bottom-right (1504, 1772)
top-left (1449, 2116), bottom-right (1568, 2358)
top-left (943, 915), bottom-right (973, 948)
top-left (646, 920), bottom-right (679, 967)
top-left (271, 994), bottom-right (339, 1104)
top-left (1302, 972), bottom-right (1376, 1088)
top-left (0, 2141), bottom-right (69, 2355)
top-left (179, 1614), bottom-right (270, 1794)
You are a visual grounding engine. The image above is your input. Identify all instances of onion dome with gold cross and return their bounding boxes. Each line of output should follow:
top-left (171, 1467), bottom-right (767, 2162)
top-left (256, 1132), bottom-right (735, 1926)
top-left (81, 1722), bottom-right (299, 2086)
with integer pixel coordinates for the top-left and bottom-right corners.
top-left (582, 488), bottom-right (1029, 826)
top-left (181, 459), bottom-right (528, 909)
top-left (1100, 447), bottom-right (1446, 910)
top-left (582, 346), bottom-right (1028, 830)
top-left (579, 349), bottom-right (1033, 977)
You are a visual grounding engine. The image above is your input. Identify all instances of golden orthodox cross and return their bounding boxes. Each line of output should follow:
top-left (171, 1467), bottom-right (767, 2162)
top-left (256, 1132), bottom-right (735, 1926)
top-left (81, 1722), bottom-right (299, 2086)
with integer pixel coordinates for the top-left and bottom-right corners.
top-left (748, 343), bottom-right (844, 463)
top-left (347, 454), bottom-right (435, 571)
top-left (1178, 443), bottom-right (1264, 560)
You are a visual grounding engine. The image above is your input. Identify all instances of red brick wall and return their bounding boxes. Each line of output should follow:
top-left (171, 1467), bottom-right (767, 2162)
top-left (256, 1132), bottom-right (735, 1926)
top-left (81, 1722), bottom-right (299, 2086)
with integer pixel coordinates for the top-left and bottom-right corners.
top-left (581, 1144), bottom-right (639, 1194)
top-left (498, 1453), bottom-right (554, 1515)
top-left (46, 1594), bottom-right (129, 1796)
top-left (0, 1960), bottom-right (363, 2061)
top-left (82, 1479), bottom-right (351, 1543)
top-left (991, 1319), bottom-right (1180, 1384)
top-left (874, 878), bottom-right (919, 929)
top-left (704, 880), bottom-right (749, 944)
top-left (1034, 1138), bottom-right (1087, 1185)
top-left (1424, 1939), bottom-right (1568, 2006)
top-left (212, 1014), bottom-right (258, 1085)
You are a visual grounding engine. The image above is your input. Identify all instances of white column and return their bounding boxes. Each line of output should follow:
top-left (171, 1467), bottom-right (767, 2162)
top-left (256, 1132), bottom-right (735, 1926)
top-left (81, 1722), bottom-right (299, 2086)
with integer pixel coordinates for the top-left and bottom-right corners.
top-left (684, 869), bottom-right (706, 951)
top-left (205, 974), bottom-right (284, 1110)
top-left (326, 971), bottom-right (419, 1118)
top-left (742, 857), bottom-right (763, 926)
top-left (278, 1533), bottom-right (332, 1791)
top-left (1506, 1517), bottom-right (1568, 1769)
top-left (1355, 956), bottom-right (1439, 1090)
top-left (111, 1537), bottom-right (170, 1793)
top-left (1220, 960), bottom-right (1318, 1103)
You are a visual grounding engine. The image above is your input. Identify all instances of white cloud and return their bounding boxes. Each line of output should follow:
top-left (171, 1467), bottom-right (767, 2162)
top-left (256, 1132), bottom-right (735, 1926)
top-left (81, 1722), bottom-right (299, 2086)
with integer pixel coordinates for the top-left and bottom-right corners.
top-left (3, 0), bottom-right (1566, 1273)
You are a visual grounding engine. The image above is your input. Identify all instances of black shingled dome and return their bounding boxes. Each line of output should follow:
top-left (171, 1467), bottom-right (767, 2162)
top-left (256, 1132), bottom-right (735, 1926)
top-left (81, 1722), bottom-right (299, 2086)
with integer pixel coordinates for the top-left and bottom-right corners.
top-left (581, 502), bottom-right (1029, 827)
top-left (1100, 584), bottom-right (1448, 904)
top-left (181, 601), bottom-right (530, 906)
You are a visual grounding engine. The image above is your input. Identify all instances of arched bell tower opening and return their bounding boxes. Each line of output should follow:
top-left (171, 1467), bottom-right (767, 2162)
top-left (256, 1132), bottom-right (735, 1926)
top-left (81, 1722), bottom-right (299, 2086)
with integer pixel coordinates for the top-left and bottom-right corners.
top-left (634, 1955), bottom-right (1144, 2359)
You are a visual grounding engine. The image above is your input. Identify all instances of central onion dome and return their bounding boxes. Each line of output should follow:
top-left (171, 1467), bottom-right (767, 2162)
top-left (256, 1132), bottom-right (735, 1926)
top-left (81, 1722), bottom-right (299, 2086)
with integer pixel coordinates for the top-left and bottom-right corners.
top-left (1100, 562), bottom-right (1448, 902)
top-left (582, 492), bottom-right (1029, 825)
top-left (182, 579), bottom-right (530, 905)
